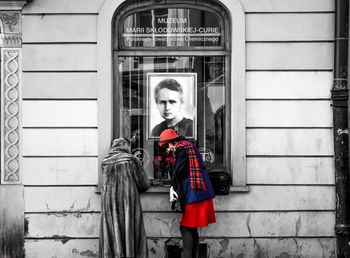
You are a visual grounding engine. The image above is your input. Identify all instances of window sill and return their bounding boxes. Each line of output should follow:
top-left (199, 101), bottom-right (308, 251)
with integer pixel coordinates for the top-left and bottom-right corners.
top-left (146, 185), bottom-right (250, 193)
top-left (95, 182), bottom-right (250, 194)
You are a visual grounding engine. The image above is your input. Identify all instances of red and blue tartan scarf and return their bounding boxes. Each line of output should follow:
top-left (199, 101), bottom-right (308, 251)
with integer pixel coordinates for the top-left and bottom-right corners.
top-left (176, 140), bottom-right (206, 191)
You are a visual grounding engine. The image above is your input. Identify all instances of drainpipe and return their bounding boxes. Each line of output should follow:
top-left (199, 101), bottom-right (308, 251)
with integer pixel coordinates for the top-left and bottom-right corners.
top-left (333, 0), bottom-right (350, 256)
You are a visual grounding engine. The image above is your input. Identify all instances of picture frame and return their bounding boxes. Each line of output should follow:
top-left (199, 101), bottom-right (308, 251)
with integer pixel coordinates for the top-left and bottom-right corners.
top-left (147, 72), bottom-right (197, 140)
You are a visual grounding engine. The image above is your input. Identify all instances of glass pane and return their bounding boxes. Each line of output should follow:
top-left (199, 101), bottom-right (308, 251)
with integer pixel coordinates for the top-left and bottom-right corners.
top-left (116, 56), bottom-right (226, 179)
top-left (119, 8), bottom-right (223, 48)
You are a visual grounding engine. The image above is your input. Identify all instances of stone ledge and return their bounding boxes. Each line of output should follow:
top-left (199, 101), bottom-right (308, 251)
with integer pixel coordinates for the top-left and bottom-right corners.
top-left (0, 1), bottom-right (31, 10)
top-left (95, 185), bottom-right (251, 194)
top-left (146, 185), bottom-right (251, 193)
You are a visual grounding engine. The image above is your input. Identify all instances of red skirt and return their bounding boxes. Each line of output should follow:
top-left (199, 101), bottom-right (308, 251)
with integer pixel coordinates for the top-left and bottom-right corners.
top-left (180, 199), bottom-right (216, 228)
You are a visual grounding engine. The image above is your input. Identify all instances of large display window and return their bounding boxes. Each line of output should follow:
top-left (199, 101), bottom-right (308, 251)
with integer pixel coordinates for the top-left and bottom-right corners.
top-left (113, 5), bottom-right (232, 180)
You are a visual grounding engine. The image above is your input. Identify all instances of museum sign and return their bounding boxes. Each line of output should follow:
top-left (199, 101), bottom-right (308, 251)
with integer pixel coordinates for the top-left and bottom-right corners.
top-left (120, 8), bottom-right (223, 48)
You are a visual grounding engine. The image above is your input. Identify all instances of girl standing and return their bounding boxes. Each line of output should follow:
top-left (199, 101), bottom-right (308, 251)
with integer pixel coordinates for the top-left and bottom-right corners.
top-left (159, 129), bottom-right (216, 258)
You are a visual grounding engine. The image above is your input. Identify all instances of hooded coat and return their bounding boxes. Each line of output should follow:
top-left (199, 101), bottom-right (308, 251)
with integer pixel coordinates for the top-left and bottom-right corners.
top-left (99, 138), bottom-right (150, 258)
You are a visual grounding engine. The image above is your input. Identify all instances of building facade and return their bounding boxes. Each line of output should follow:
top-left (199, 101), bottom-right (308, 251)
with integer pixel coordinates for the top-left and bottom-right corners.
top-left (0, 0), bottom-right (343, 257)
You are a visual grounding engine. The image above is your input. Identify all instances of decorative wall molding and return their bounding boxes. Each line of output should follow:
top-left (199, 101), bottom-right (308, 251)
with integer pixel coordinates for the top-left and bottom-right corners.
top-left (1, 48), bottom-right (21, 184)
top-left (0, 33), bottom-right (21, 47)
top-left (0, 3), bottom-right (27, 257)
top-left (0, 12), bottom-right (19, 32)
top-left (0, 4), bottom-right (27, 184)
top-left (0, 11), bottom-right (22, 47)
top-left (0, 1), bottom-right (29, 11)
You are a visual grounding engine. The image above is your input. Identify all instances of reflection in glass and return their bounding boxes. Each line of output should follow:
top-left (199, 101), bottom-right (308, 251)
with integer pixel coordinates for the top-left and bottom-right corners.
top-left (116, 56), bottom-right (225, 178)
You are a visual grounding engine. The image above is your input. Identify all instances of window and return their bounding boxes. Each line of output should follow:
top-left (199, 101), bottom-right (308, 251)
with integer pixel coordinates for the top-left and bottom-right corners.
top-left (97, 0), bottom-right (246, 187)
top-left (114, 5), bottom-right (230, 180)
top-left (116, 56), bottom-right (227, 178)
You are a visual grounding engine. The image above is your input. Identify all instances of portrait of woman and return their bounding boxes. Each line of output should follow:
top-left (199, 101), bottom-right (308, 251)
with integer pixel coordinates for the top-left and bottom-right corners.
top-left (147, 73), bottom-right (197, 140)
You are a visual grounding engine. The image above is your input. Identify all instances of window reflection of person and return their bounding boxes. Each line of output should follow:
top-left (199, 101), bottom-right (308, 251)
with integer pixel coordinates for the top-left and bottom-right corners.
top-left (151, 78), bottom-right (193, 137)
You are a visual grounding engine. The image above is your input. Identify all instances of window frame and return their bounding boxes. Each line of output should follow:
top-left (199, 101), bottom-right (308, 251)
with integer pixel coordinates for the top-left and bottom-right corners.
top-left (97, 0), bottom-right (247, 189)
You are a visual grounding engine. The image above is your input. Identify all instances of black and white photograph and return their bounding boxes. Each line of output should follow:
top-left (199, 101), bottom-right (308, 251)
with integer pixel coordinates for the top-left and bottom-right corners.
top-left (147, 72), bottom-right (196, 139)
top-left (0, 0), bottom-right (347, 257)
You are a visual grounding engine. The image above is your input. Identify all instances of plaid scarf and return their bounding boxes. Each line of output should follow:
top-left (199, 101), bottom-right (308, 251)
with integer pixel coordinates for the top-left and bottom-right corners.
top-left (176, 140), bottom-right (206, 191)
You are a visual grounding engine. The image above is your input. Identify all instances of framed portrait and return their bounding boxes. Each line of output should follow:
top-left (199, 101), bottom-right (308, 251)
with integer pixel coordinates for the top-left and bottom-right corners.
top-left (147, 72), bottom-right (197, 140)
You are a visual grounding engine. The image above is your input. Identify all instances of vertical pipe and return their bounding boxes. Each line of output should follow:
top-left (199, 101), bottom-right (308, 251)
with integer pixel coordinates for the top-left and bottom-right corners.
top-left (333, 0), bottom-right (350, 256)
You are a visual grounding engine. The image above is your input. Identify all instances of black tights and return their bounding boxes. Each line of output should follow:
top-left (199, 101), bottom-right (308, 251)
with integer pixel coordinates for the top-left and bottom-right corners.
top-left (180, 225), bottom-right (199, 258)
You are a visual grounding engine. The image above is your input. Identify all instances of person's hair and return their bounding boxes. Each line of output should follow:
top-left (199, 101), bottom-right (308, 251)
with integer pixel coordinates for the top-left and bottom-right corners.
top-left (154, 78), bottom-right (184, 103)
